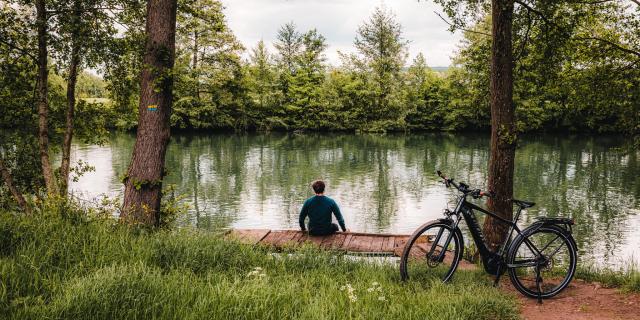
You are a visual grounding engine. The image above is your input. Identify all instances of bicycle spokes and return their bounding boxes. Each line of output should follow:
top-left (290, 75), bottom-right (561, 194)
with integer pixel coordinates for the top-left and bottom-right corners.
top-left (508, 227), bottom-right (576, 298)
top-left (401, 222), bottom-right (462, 283)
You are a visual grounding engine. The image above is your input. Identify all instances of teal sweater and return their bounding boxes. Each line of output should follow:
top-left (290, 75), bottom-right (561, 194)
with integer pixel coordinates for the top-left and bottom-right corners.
top-left (299, 195), bottom-right (346, 233)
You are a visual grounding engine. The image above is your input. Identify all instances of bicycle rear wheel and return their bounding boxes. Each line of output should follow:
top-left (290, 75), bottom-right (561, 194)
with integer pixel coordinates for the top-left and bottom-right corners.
top-left (400, 220), bottom-right (463, 283)
top-left (507, 225), bottom-right (577, 299)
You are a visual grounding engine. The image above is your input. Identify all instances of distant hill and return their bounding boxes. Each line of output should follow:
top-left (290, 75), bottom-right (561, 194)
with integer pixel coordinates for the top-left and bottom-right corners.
top-left (430, 66), bottom-right (449, 72)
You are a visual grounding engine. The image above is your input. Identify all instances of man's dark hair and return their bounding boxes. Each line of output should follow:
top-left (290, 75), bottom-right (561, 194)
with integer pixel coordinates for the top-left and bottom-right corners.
top-left (312, 180), bottom-right (325, 194)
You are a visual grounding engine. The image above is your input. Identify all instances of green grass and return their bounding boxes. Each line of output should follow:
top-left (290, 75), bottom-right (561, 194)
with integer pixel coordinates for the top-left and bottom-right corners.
top-left (575, 264), bottom-right (640, 292)
top-left (0, 207), bottom-right (521, 319)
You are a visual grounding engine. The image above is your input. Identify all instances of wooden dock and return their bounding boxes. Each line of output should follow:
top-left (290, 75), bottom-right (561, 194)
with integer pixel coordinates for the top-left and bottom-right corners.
top-left (227, 229), bottom-right (412, 256)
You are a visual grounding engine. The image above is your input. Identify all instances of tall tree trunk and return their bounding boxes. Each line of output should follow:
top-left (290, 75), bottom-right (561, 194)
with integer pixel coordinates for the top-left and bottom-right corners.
top-left (0, 158), bottom-right (31, 215)
top-left (121, 0), bottom-right (178, 226)
top-left (483, 0), bottom-right (517, 251)
top-left (60, 39), bottom-right (81, 196)
top-left (36, 0), bottom-right (58, 195)
top-left (193, 30), bottom-right (200, 99)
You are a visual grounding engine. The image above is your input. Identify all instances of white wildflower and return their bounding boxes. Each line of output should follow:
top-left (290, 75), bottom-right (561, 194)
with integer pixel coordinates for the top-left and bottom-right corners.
top-left (371, 282), bottom-right (379, 286)
top-left (367, 287), bottom-right (375, 292)
top-left (378, 296), bottom-right (386, 301)
top-left (247, 267), bottom-right (266, 278)
top-left (340, 286), bottom-right (346, 291)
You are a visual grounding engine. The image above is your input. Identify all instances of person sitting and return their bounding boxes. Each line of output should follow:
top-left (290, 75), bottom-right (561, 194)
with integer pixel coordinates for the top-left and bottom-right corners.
top-left (299, 180), bottom-right (347, 236)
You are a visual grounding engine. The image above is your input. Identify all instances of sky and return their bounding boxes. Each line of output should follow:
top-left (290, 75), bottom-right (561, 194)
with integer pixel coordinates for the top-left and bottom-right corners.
top-left (220, 0), bottom-right (464, 67)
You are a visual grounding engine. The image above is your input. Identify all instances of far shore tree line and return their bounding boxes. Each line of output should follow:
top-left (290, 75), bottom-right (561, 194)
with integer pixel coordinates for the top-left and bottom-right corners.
top-left (1, 0), bottom-right (639, 237)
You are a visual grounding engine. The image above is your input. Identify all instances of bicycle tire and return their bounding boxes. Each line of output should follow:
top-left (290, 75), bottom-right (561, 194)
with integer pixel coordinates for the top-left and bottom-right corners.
top-left (400, 220), bottom-right (463, 283)
top-left (507, 225), bottom-right (577, 299)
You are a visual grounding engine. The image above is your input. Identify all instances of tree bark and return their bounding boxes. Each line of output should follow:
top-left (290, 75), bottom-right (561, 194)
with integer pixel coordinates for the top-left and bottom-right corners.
top-left (193, 30), bottom-right (200, 99)
top-left (36, 0), bottom-right (58, 195)
top-left (121, 0), bottom-right (178, 226)
top-left (483, 0), bottom-right (517, 251)
top-left (60, 33), bottom-right (81, 196)
top-left (0, 158), bottom-right (31, 215)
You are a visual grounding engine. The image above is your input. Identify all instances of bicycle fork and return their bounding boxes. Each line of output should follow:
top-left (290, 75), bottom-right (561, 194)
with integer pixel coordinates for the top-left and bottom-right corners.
top-left (427, 226), bottom-right (453, 263)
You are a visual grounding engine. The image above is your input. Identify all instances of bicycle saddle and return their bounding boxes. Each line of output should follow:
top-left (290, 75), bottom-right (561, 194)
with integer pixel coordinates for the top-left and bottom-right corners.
top-left (511, 198), bottom-right (535, 208)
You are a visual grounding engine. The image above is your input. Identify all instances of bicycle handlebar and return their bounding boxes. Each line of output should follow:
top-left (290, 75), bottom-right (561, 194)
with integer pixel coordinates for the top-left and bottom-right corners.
top-left (436, 170), bottom-right (493, 199)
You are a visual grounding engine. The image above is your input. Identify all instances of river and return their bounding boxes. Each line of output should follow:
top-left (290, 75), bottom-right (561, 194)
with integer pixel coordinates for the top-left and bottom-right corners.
top-left (69, 132), bottom-right (640, 268)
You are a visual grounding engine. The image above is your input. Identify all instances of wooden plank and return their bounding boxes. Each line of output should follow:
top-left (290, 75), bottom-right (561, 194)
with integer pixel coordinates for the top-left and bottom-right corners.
top-left (261, 230), bottom-right (289, 246)
top-left (320, 234), bottom-right (337, 248)
top-left (344, 234), bottom-right (360, 251)
top-left (246, 229), bottom-right (271, 244)
top-left (340, 234), bottom-right (354, 250)
top-left (227, 229), bottom-right (270, 244)
top-left (274, 230), bottom-right (298, 247)
top-left (369, 236), bottom-right (385, 252)
top-left (298, 232), bottom-right (310, 244)
top-left (381, 236), bottom-right (394, 253)
top-left (328, 233), bottom-right (347, 249)
top-left (307, 234), bottom-right (326, 246)
top-left (349, 235), bottom-right (369, 252)
top-left (410, 242), bottom-right (429, 258)
top-left (356, 236), bottom-right (373, 252)
top-left (331, 231), bottom-right (411, 237)
top-left (393, 236), bottom-right (410, 256)
top-left (230, 229), bottom-right (411, 239)
top-left (273, 230), bottom-right (293, 246)
top-left (286, 231), bottom-right (305, 246)
top-left (322, 233), bottom-right (347, 249)
top-left (228, 229), bottom-right (415, 254)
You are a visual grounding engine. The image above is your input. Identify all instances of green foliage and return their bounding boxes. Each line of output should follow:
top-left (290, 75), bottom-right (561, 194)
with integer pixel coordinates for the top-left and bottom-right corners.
top-left (431, 1), bottom-right (640, 134)
top-left (81, 2), bottom-right (638, 135)
top-left (0, 207), bottom-right (520, 319)
top-left (404, 53), bottom-right (448, 130)
top-left (170, 0), bottom-right (247, 131)
top-left (76, 72), bottom-right (108, 98)
top-left (1, 0), bottom-right (639, 210)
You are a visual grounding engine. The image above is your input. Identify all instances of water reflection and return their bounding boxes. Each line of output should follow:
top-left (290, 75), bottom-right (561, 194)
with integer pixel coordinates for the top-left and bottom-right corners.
top-left (69, 132), bottom-right (640, 267)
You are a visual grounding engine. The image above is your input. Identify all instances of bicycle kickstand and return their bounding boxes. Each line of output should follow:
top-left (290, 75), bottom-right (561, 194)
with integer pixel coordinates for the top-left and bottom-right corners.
top-left (492, 265), bottom-right (502, 287)
top-left (535, 266), bottom-right (543, 304)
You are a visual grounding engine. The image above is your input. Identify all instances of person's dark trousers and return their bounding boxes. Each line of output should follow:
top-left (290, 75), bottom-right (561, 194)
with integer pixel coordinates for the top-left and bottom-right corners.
top-left (309, 223), bottom-right (339, 236)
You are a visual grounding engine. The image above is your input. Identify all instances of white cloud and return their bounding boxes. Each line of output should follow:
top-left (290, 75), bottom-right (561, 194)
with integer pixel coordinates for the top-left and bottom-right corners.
top-left (220, 0), bottom-right (463, 67)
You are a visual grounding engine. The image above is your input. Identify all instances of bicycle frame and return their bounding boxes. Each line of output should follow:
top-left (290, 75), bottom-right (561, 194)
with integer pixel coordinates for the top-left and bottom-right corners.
top-left (441, 193), bottom-right (545, 275)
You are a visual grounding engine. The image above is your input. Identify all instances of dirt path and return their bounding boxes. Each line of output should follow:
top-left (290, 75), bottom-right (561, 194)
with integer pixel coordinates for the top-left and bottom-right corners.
top-left (456, 258), bottom-right (639, 319)
top-left (501, 279), bottom-right (640, 320)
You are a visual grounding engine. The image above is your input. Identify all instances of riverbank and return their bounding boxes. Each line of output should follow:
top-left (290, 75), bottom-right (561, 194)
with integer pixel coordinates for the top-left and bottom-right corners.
top-left (0, 207), bottom-right (518, 320)
top-left (2, 205), bottom-right (639, 319)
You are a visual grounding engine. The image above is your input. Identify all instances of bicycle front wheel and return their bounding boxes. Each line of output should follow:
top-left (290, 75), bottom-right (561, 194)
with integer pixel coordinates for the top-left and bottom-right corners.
top-left (507, 225), bottom-right (577, 299)
top-left (400, 220), bottom-right (463, 283)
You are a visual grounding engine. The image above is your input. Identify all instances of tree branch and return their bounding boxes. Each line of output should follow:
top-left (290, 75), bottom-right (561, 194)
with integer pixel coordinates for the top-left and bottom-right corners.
top-left (0, 38), bottom-right (37, 61)
top-left (433, 11), bottom-right (491, 37)
top-left (0, 157), bottom-right (31, 215)
top-left (514, 0), bottom-right (552, 25)
top-left (514, 9), bottom-right (533, 62)
top-left (515, 0), bottom-right (640, 58)
top-left (575, 36), bottom-right (640, 58)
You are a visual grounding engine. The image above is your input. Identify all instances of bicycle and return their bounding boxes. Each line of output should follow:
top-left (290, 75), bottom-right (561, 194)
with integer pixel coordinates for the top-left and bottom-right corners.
top-left (399, 171), bottom-right (577, 302)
